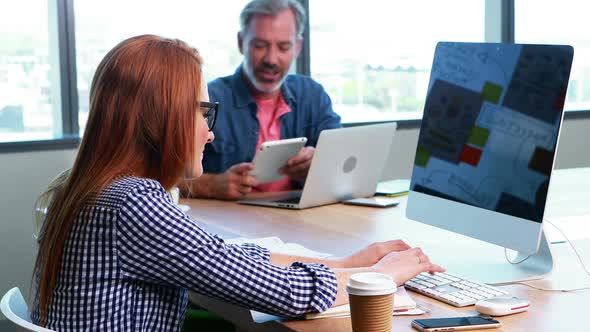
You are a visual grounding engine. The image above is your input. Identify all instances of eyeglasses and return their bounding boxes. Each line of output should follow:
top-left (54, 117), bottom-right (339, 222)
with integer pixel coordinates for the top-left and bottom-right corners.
top-left (199, 101), bottom-right (219, 131)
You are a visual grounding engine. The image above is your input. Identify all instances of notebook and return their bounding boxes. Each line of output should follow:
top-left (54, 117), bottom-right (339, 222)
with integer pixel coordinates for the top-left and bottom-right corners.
top-left (238, 122), bottom-right (397, 209)
top-left (304, 287), bottom-right (418, 320)
top-left (375, 179), bottom-right (411, 197)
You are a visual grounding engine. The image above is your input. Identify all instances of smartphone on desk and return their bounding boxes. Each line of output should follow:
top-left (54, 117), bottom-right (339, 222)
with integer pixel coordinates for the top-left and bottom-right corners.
top-left (342, 197), bottom-right (400, 208)
top-left (411, 316), bottom-right (500, 331)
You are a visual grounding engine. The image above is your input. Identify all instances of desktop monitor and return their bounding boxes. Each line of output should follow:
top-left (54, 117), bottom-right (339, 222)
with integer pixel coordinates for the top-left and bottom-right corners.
top-left (406, 42), bottom-right (573, 284)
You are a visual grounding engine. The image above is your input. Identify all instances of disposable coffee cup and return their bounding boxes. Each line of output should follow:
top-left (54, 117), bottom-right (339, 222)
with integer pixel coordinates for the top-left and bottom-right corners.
top-left (347, 272), bottom-right (396, 332)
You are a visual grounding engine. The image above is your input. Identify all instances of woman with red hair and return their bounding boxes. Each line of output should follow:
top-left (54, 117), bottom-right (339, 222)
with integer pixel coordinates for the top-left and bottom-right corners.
top-left (31, 34), bottom-right (443, 331)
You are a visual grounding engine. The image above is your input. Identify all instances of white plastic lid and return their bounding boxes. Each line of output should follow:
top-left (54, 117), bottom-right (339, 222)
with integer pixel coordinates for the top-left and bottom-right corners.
top-left (346, 272), bottom-right (397, 296)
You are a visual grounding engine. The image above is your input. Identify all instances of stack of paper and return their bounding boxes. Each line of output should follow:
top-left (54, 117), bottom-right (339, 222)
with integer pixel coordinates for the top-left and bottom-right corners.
top-left (225, 236), bottom-right (332, 258)
top-left (305, 287), bottom-right (422, 320)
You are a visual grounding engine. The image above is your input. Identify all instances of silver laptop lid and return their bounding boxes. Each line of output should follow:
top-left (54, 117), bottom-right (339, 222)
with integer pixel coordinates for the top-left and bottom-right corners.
top-left (298, 122), bottom-right (397, 208)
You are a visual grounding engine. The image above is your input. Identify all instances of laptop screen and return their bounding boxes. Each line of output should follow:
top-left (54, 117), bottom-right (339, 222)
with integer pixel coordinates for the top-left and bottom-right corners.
top-left (410, 42), bottom-right (573, 222)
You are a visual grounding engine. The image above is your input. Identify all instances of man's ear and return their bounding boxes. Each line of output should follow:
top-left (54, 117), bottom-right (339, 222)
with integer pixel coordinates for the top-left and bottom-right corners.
top-left (238, 32), bottom-right (244, 55)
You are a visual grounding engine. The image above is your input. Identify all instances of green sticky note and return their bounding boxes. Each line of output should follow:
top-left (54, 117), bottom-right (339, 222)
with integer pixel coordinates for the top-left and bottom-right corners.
top-left (481, 81), bottom-right (503, 104)
top-left (467, 126), bottom-right (490, 148)
top-left (415, 147), bottom-right (431, 167)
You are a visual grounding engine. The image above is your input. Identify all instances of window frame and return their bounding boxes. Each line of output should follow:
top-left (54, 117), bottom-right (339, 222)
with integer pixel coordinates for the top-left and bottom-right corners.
top-left (0, 0), bottom-right (80, 152)
top-left (57, 0), bottom-right (80, 140)
top-left (1, 0), bottom-right (588, 152)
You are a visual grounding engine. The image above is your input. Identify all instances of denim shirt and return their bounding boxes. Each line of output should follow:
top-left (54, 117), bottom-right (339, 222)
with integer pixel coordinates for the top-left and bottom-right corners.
top-left (203, 66), bottom-right (342, 174)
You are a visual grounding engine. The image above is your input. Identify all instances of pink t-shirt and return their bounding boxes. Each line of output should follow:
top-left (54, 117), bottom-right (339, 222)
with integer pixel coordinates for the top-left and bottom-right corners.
top-left (253, 94), bottom-right (293, 192)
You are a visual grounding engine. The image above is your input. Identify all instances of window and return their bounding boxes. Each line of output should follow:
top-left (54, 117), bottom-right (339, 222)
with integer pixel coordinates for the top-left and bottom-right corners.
top-left (2, 1), bottom-right (589, 149)
top-left (0, 0), bottom-right (62, 143)
top-left (309, 1), bottom-right (485, 123)
top-left (515, 0), bottom-right (590, 111)
top-left (74, 0), bottom-right (250, 132)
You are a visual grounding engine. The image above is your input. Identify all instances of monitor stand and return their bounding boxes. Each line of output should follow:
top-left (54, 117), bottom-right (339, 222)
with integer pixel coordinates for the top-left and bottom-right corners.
top-left (491, 228), bottom-right (553, 285)
top-left (436, 227), bottom-right (554, 286)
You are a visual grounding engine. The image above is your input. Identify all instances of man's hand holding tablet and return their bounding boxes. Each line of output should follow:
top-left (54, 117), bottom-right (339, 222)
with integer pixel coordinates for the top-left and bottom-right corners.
top-left (250, 137), bottom-right (307, 183)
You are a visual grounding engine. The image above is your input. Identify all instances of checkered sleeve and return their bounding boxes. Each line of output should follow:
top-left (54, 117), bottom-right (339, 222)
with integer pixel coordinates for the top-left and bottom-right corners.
top-left (239, 243), bottom-right (271, 261)
top-left (116, 181), bottom-right (337, 317)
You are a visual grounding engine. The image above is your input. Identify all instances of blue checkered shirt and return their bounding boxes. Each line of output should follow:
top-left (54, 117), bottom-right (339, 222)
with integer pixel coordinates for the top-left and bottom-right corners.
top-left (31, 177), bottom-right (337, 331)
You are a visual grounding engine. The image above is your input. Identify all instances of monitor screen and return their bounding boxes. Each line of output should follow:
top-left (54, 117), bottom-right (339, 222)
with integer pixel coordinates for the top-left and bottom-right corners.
top-left (410, 42), bottom-right (573, 223)
top-left (406, 42), bottom-right (574, 272)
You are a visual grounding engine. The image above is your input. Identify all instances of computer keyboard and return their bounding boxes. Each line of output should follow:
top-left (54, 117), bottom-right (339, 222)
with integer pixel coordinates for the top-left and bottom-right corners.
top-left (404, 272), bottom-right (510, 307)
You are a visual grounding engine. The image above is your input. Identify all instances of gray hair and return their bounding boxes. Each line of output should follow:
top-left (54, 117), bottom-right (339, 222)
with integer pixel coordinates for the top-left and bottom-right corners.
top-left (240, 0), bottom-right (306, 39)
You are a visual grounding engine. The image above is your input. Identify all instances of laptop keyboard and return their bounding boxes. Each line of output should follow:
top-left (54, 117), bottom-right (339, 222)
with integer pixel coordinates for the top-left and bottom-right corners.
top-left (405, 272), bottom-right (509, 307)
top-left (273, 197), bottom-right (301, 204)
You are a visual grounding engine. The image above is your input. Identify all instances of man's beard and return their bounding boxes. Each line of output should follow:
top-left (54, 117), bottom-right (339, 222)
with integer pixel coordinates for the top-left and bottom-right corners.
top-left (243, 60), bottom-right (288, 94)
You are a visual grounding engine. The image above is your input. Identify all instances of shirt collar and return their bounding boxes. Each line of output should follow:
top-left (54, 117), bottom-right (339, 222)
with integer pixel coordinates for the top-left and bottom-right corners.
top-left (230, 66), bottom-right (255, 108)
top-left (230, 65), bottom-right (296, 108)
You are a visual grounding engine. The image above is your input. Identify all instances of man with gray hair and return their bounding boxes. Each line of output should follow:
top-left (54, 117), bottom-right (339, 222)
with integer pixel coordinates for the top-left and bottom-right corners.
top-left (183, 0), bottom-right (342, 200)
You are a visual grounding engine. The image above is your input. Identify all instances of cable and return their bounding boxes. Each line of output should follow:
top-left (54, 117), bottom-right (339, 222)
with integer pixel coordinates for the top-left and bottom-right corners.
top-left (512, 281), bottom-right (590, 292)
top-left (511, 218), bottom-right (590, 292)
top-left (504, 248), bottom-right (531, 264)
top-left (545, 218), bottom-right (590, 277)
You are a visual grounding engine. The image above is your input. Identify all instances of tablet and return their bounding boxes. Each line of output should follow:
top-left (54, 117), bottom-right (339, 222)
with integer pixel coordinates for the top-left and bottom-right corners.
top-left (250, 137), bottom-right (307, 183)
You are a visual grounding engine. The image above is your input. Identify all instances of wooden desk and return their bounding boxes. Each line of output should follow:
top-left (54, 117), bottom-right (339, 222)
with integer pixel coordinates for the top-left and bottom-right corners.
top-left (184, 168), bottom-right (590, 331)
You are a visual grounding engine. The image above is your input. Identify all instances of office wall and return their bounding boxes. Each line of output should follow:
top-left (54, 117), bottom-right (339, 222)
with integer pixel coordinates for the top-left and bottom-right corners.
top-left (0, 149), bottom-right (76, 320)
top-left (381, 117), bottom-right (590, 180)
top-left (0, 117), bottom-right (588, 320)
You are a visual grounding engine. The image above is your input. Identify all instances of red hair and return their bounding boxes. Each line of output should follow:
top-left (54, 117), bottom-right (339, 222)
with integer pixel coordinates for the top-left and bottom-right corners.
top-left (34, 35), bottom-right (203, 324)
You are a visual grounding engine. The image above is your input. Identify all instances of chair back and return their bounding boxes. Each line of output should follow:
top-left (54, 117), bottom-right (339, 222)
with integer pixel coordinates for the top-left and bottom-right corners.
top-left (0, 287), bottom-right (56, 332)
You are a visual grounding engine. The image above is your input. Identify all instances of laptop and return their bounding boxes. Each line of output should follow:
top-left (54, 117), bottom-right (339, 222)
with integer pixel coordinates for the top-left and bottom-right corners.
top-left (238, 122), bottom-right (397, 209)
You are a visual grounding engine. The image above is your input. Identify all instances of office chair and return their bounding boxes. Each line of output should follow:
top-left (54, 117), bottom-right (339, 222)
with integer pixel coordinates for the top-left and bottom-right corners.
top-left (1, 287), bottom-right (233, 331)
top-left (0, 287), bottom-right (55, 332)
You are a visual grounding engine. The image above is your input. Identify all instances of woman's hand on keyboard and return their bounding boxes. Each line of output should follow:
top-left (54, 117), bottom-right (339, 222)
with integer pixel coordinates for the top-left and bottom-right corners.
top-left (373, 247), bottom-right (446, 286)
top-left (341, 239), bottom-right (412, 268)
